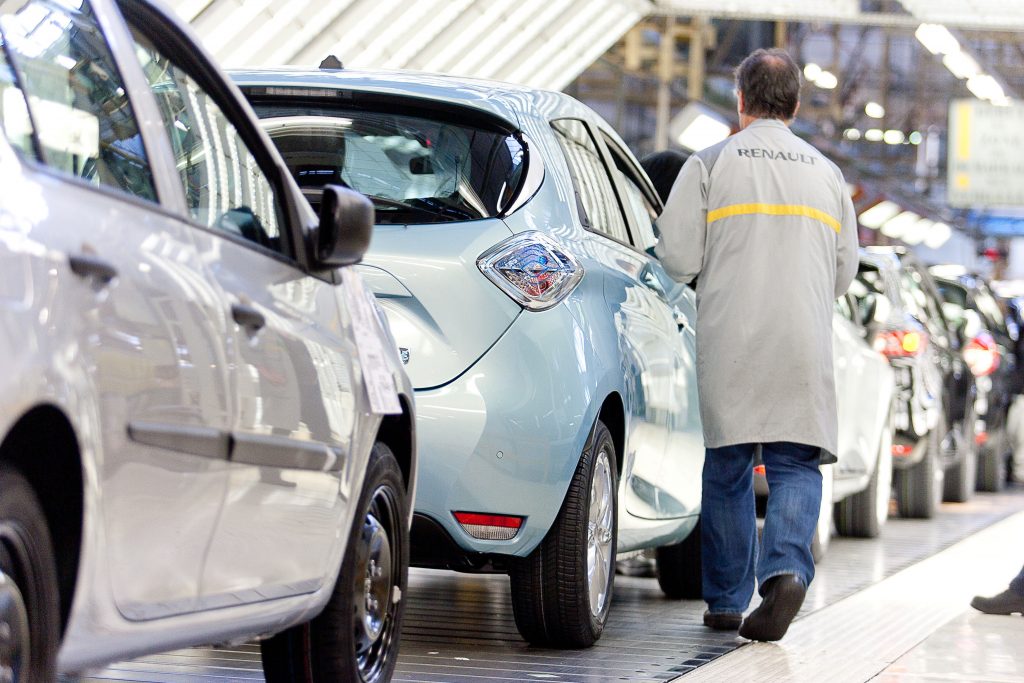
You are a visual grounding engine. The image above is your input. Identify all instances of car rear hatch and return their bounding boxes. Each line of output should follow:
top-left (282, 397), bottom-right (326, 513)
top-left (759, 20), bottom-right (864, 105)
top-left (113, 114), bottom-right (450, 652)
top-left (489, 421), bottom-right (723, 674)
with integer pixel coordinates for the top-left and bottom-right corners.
top-left (248, 91), bottom-right (536, 389)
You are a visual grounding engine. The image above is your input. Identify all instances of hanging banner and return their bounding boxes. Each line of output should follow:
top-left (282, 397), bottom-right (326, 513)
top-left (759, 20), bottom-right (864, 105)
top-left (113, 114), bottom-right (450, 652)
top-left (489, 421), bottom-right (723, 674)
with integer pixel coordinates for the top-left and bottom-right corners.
top-left (948, 99), bottom-right (1024, 208)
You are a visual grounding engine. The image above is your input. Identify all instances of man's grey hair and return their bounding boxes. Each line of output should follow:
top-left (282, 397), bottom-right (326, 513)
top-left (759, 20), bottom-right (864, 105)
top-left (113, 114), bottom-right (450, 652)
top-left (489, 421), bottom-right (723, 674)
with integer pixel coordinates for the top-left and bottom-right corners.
top-left (734, 48), bottom-right (802, 120)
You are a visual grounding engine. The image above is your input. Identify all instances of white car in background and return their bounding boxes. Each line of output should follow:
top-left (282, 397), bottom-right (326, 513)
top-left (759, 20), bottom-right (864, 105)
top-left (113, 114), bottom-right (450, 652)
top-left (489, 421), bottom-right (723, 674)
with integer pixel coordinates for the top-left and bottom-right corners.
top-left (756, 291), bottom-right (895, 560)
top-left (0, 1), bottom-right (414, 681)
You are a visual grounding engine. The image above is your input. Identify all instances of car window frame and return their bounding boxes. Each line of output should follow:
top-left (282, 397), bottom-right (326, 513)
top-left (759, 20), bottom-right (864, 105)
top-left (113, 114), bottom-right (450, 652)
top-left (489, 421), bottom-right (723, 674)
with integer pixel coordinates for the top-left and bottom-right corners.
top-left (114, 0), bottom-right (317, 278)
top-left (549, 116), bottom-right (639, 252)
top-left (0, 0), bottom-right (166, 210)
top-left (598, 131), bottom-right (664, 254)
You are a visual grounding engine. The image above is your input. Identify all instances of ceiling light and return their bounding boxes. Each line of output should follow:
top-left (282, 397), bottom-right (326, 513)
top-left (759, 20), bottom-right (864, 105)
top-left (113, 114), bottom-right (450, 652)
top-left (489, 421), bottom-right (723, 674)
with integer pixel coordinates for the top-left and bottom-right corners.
top-left (915, 23), bottom-right (959, 56)
top-left (909, 131), bottom-right (923, 145)
top-left (865, 128), bottom-right (884, 142)
top-left (814, 70), bottom-right (838, 89)
top-left (880, 211), bottom-right (921, 239)
top-left (967, 74), bottom-right (1006, 104)
top-left (942, 51), bottom-right (980, 80)
top-left (864, 101), bottom-right (885, 118)
top-left (884, 130), bottom-right (905, 145)
top-left (670, 103), bottom-right (732, 152)
top-left (901, 218), bottom-right (933, 245)
top-left (924, 222), bottom-right (952, 249)
top-left (858, 200), bottom-right (900, 229)
top-left (844, 128), bottom-right (861, 141)
top-left (804, 63), bottom-right (822, 81)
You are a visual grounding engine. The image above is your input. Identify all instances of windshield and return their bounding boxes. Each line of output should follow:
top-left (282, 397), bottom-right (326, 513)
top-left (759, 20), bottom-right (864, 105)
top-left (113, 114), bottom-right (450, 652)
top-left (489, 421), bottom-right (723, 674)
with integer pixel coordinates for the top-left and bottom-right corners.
top-left (253, 105), bottom-right (526, 224)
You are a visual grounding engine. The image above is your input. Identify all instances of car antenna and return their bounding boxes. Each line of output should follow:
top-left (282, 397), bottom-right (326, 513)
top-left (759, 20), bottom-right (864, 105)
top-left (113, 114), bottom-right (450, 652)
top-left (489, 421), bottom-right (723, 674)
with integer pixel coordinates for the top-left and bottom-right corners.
top-left (320, 55), bottom-right (344, 70)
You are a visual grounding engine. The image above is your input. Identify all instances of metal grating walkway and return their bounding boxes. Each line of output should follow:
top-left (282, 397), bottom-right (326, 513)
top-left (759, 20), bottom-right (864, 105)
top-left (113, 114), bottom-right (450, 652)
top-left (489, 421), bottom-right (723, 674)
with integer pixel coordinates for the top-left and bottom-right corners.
top-left (83, 485), bottom-right (1024, 683)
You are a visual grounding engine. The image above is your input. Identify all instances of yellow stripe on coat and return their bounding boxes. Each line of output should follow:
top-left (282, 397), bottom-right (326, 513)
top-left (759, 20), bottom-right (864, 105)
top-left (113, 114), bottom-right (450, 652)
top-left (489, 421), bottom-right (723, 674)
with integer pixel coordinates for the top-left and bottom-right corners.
top-left (707, 203), bottom-right (841, 233)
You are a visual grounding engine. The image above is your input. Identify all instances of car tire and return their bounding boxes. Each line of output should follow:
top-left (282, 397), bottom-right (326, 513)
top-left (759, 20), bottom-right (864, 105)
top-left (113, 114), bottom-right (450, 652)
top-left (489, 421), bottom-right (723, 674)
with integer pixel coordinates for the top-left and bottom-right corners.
top-left (810, 464), bottom-right (834, 563)
top-left (836, 412), bottom-right (893, 538)
top-left (943, 418), bottom-right (977, 503)
top-left (655, 519), bottom-right (702, 600)
top-left (0, 464), bottom-right (60, 683)
top-left (261, 442), bottom-right (408, 683)
top-left (510, 420), bottom-right (617, 648)
top-left (977, 445), bottom-right (1008, 493)
top-left (895, 427), bottom-right (943, 519)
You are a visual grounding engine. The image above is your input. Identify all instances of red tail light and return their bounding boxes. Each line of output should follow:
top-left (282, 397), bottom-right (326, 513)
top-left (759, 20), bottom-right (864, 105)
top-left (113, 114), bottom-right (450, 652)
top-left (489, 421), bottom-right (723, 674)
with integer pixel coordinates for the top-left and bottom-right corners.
top-left (976, 431), bottom-right (989, 445)
top-left (892, 444), bottom-right (914, 457)
top-left (873, 330), bottom-right (928, 358)
top-left (453, 511), bottom-right (524, 541)
top-left (964, 333), bottom-right (999, 377)
top-left (753, 465), bottom-right (766, 476)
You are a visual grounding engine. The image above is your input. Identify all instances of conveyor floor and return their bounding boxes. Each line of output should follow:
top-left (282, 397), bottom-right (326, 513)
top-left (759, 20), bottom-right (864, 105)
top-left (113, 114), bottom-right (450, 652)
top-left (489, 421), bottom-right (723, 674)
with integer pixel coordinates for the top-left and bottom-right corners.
top-left (83, 485), bottom-right (1024, 683)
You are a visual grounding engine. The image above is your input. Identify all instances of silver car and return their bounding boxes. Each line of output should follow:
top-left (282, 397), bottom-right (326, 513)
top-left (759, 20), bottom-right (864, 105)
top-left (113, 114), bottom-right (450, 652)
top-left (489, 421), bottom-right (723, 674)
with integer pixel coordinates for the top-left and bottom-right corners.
top-left (0, 1), bottom-right (414, 681)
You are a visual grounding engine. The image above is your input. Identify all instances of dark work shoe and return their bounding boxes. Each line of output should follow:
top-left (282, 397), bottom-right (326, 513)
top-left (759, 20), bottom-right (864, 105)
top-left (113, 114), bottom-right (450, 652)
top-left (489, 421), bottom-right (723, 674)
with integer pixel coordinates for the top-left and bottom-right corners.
top-left (703, 610), bottom-right (743, 630)
top-left (971, 589), bottom-right (1024, 615)
top-left (738, 575), bottom-right (806, 642)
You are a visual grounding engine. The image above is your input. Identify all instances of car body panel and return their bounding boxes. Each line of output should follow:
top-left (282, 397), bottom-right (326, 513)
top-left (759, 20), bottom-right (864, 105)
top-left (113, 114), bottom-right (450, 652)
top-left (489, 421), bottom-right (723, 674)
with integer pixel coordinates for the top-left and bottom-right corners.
top-left (233, 69), bottom-right (706, 567)
top-left (0, 0), bottom-right (416, 673)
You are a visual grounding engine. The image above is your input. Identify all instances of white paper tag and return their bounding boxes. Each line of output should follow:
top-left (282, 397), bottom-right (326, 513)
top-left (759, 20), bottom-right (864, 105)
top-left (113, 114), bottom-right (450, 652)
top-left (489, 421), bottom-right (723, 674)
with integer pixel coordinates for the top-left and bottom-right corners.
top-left (341, 268), bottom-right (402, 415)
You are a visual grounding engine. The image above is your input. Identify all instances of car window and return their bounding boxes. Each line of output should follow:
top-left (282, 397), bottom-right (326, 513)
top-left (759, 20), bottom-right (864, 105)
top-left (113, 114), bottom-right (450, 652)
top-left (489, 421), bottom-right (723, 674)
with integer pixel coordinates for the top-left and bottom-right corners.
top-left (974, 284), bottom-right (1005, 330)
top-left (601, 134), bottom-right (658, 251)
top-left (551, 118), bottom-right (631, 244)
top-left (0, 0), bottom-right (156, 201)
top-left (130, 30), bottom-right (284, 254)
top-left (249, 102), bottom-right (526, 224)
top-left (0, 34), bottom-right (34, 158)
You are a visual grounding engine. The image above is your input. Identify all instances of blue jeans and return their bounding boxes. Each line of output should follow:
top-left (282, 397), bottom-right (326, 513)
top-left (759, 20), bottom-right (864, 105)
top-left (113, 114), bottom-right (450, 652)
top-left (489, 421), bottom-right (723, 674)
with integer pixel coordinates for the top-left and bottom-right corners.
top-left (701, 442), bottom-right (822, 614)
top-left (1011, 564), bottom-right (1024, 597)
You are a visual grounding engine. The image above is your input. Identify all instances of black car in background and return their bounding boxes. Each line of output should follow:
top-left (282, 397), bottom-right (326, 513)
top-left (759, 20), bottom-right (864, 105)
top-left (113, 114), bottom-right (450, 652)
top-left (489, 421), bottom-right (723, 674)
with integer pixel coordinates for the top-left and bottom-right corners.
top-left (930, 266), bottom-right (1019, 491)
top-left (854, 248), bottom-right (976, 518)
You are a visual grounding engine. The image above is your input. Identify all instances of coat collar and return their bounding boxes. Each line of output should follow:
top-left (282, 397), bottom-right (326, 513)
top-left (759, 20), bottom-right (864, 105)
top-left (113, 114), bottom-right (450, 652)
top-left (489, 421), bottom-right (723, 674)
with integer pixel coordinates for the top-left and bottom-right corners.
top-left (745, 118), bottom-right (791, 132)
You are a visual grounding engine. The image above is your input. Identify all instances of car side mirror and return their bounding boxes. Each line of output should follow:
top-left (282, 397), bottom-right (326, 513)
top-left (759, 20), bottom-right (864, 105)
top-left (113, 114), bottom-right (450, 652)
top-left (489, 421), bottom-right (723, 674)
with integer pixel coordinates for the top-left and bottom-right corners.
top-left (313, 185), bottom-right (374, 268)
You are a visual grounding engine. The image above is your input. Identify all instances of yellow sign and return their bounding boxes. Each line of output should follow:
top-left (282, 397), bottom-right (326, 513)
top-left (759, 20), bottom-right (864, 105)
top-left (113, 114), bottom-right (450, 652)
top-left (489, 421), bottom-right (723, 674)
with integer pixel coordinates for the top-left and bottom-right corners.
top-left (948, 99), bottom-right (1024, 208)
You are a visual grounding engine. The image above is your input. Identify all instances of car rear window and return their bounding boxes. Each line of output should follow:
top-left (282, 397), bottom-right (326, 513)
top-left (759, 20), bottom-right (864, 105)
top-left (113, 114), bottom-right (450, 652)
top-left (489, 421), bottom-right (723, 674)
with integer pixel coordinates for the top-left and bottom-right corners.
top-left (250, 102), bottom-right (526, 224)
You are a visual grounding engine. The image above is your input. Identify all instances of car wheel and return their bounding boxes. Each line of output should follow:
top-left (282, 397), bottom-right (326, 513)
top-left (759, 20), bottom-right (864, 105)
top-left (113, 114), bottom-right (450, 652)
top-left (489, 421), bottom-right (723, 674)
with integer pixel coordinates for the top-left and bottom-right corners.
top-left (943, 415), bottom-right (977, 503)
top-left (0, 465), bottom-right (60, 683)
top-left (810, 464), bottom-right (834, 563)
top-left (655, 518), bottom-right (702, 599)
top-left (977, 444), bottom-right (1008, 493)
top-left (836, 409), bottom-right (893, 538)
top-left (510, 420), bottom-right (617, 648)
top-left (895, 426), bottom-right (943, 519)
top-left (261, 442), bottom-right (408, 683)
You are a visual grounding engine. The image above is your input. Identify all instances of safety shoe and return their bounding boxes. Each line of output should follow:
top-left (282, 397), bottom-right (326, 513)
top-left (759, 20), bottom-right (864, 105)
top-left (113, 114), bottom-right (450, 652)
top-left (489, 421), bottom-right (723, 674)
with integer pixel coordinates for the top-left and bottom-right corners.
top-left (971, 589), bottom-right (1024, 615)
top-left (738, 575), bottom-right (806, 641)
top-left (703, 610), bottom-right (743, 631)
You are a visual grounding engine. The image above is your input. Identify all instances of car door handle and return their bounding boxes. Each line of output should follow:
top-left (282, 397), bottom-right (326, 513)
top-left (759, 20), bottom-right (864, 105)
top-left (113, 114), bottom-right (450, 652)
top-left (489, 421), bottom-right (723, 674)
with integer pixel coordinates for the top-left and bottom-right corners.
top-left (69, 254), bottom-right (118, 285)
top-left (231, 303), bottom-right (266, 332)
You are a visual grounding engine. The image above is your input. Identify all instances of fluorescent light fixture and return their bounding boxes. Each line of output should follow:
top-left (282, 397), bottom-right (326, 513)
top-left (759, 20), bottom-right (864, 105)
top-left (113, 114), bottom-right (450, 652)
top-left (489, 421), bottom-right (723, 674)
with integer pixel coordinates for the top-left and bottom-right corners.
top-left (942, 51), bottom-right (980, 80)
top-left (844, 128), bottom-right (861, 141)
top-left (865, 128), bottom-right (884, 142)
top-left (880, 211), bottom-right (921, 239)
top-left (915, 23), bottom-right (959, 56)
top-left (804, 63), bottom-right (822, 80)
top-left (858, 200), bottom-right (900, 229)
top-left (909, 131), bottom-right (923, 145)
top-left (670, 102), bottom-right (731, 152)
top-left (967, 74), bottom-right (1006, 103)
top-left (884, 130), bottom-right (906, 145)
top-left (677, 114), bottom-right (731, 151)
top-left (924, 222), bottom-right (952, 249)
top-left (900, 218), bottom-right (933, 245)
top-left (814, 70), bottom-right (838, 89)
top-left (864, 101), bottom-right (885, 118)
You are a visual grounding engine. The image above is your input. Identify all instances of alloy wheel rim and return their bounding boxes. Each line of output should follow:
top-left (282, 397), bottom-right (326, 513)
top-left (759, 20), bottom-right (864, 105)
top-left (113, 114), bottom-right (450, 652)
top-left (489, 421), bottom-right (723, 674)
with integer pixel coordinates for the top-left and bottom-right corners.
top-left (0, 533), bottom-right (31, 683)
top-left (353, 485), bottom-right (401, 681)
top-left (586, 448), bottom-right (614, 618)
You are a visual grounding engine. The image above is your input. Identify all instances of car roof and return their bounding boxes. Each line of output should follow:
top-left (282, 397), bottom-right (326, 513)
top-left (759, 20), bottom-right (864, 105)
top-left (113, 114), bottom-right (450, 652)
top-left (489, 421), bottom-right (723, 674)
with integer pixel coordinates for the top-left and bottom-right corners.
top-left (228, 67), bottom-right (594, 130)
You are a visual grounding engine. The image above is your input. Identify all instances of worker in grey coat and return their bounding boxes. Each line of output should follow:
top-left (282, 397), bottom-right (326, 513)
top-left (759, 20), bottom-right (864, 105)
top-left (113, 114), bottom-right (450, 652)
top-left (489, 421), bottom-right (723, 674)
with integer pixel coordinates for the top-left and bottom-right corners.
top-left (655, 48), bottom-right (858, 642)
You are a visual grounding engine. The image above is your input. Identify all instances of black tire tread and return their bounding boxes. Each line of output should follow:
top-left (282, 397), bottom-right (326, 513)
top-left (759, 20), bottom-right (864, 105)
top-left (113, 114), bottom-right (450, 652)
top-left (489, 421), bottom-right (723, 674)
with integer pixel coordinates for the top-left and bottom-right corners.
top-left (895, 428), bottom-right (940, 519)
top-left (509, 421), bottom-right (616, 648)
top-left (655, 519), bottom-right (702, 599)
top-left (0, 464), bottom-right (60, 683)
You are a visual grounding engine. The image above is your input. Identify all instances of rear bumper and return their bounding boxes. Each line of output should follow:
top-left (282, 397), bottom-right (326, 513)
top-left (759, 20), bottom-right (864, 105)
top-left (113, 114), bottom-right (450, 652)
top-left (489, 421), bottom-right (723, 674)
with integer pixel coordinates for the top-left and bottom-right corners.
top-left (409, 306), bottom-right (600, 562)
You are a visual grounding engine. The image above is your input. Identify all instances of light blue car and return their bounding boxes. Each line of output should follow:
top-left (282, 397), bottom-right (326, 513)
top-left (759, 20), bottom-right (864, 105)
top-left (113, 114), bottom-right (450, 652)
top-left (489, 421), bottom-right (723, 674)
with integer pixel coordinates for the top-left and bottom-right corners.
top-left (232, 68), bottom-right (706, 647)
